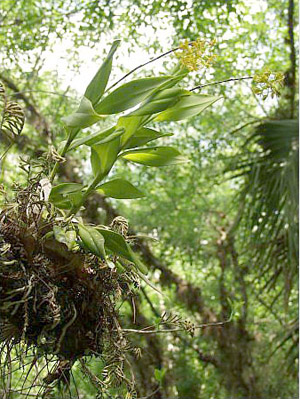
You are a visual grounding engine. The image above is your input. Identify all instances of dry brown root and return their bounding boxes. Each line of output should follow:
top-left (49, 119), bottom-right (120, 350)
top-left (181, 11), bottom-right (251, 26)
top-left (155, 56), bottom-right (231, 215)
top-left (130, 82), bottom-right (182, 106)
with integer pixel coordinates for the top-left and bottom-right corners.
top-left (0, 180), bottom-right (138, 397)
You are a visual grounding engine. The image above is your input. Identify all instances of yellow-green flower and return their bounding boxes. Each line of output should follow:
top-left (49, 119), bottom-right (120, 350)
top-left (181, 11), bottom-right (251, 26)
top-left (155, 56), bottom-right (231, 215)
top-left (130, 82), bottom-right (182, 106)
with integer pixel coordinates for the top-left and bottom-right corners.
top-left (252, 68), bottom-right (284, 99)
top-left (176, 38), bottom-right (216, 72)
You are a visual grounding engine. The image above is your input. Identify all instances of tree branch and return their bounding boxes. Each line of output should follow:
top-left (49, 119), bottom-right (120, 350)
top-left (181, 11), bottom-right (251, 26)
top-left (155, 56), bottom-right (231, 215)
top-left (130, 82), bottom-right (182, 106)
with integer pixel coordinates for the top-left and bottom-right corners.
top-left (287, 0), bottom-right (296, 118)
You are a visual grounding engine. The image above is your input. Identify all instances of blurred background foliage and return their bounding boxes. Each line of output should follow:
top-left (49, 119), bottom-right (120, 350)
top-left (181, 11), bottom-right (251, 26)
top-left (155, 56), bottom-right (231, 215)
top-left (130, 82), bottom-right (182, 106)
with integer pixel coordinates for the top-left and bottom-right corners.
top-left (0, 0), bottom-right (298, 398)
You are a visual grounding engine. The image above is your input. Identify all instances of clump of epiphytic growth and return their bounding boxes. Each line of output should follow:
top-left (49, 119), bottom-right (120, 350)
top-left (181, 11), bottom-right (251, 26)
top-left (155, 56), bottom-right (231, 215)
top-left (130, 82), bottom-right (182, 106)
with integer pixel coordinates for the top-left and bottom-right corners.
top-left (0, 172), bottom-right (141, 395)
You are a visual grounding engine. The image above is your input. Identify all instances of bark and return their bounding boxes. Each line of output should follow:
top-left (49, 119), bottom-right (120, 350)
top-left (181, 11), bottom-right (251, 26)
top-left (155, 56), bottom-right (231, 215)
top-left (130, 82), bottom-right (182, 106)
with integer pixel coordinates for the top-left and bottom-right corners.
top-left (215, 229), bottom-right (262, 399)
top-left (286, 0), bottom-right (296, 118)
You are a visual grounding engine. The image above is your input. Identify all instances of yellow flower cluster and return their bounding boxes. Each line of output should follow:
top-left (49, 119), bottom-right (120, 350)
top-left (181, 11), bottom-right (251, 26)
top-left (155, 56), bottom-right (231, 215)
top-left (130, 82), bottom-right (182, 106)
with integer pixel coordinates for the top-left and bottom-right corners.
top-left (176, 38), bottom-right (216, 72)
top-left (252, 68), bottom-right (284, 99)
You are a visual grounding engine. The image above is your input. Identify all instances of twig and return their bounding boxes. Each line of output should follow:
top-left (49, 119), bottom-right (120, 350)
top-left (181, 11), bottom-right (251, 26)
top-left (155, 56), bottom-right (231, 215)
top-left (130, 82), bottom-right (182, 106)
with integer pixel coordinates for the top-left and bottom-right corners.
top-left (121, 314), bottom-right (233, 335)
top-left (227, 119), bottom-right (262, 136)
top-left (8, 90), bottom-right (72, 98)
top-left (137, 386), bottom-right (161, 399)
top-left (191, 76), bottom-right (253, 91)
top-left (106, 45), bottom-right (186, 93)
top-left (287, 0), bottom-right (296, 118)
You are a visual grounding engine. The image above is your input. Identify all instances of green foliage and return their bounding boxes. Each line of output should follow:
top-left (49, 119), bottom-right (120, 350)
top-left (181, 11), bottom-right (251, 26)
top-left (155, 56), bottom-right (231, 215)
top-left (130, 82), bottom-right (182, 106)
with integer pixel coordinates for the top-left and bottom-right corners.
top-left (95, 76), bottom-right (174, 114)
top-left (229, 119), bottom-right (299, 299)
top-left (78, 223), bottom-right (106, 258)
top-left (94, 227), bottom-right (148, 275)
top-left (120, 146), bottom-right (186, 166)
top-left (0, 0), bottom-right (298, 398)
top-left (49, 182), bottom-right (84, 209)
top-left (62, 96), bottom-right (103, 129)
top-left (84, 40), bottom-right (121, 105)
top-left (97, 178), bottom-right (145, 199)
top-left (154, 94), bottom-right (222, 121)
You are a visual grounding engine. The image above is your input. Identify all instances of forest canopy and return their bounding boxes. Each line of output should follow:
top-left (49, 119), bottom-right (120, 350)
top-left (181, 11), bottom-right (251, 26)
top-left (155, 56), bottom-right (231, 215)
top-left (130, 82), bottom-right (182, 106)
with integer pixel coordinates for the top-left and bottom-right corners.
top-left (0, 0), bottom-right (298, 398)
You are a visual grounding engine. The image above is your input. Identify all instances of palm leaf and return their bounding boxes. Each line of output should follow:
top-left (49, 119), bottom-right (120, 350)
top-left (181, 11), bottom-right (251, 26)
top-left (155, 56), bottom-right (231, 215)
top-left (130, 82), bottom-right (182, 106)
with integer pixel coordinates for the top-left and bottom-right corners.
top-left (228, 120), bottom-right (299, 302)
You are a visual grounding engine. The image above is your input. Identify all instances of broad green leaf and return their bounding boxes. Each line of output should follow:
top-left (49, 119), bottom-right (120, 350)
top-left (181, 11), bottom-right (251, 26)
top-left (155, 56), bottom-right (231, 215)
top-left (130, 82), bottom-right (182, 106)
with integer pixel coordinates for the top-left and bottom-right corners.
top-left (95, 76), bottom-right (174, 114)
top-left (68, 126), bottom-right (124, 151)
top-left (124, 127), bottom-right (172, 150)
top-left (78, 224), bottom-right (106, 258)
top-left (96, 228), bottom-right (132, 259)
top-left (62, 97), bottom-right (102, 129)
top-left (49, 183), bottom-right (84, 209)
top-left (90, 136), bottom-right (120, 177)
top-left (154, 94), bottom-right (222, 121)
top-left (117, 115), bottom-right (149, 147)
top-left (149, 73), bottom-right (188, 91)
top-left (85, 40), bottom-right (120, 105)
top-left (49, 183), bottom-right (83, 201)
top-left (130, 88), bottom-right (189, 116)
top-left (120, 146), bottom-right (186, 167)
top-left (96, 228), bottom-right (148, 274)
top-left (97, 178), bottom-right (145, 199)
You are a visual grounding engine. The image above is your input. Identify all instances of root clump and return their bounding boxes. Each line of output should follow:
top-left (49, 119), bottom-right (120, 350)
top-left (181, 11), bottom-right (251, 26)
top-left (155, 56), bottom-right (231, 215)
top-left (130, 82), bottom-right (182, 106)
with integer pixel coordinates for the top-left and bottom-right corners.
top-left (0, 179), bottom-right (135, 393)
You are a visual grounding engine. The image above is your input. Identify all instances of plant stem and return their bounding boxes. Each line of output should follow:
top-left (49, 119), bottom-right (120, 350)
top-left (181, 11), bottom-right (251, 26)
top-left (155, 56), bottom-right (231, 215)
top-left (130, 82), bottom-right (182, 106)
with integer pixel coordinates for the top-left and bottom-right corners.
top-left (49, 138), bottom-right (72, 183)
top-left (191, 76), bottom-right (253, 91)
top-left (49, 127), bottom-right (80, 183)
top-left (0, 142), bottom-right (13, 162)
top-left (67, 174), bottom-right (104, 218)
top-left (104, 42), bottom-right (198, 93)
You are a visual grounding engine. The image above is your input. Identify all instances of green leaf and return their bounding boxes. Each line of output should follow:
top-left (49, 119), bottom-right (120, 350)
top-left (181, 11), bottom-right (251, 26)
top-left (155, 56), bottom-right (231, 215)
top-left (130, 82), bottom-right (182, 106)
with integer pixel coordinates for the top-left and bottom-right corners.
top-left (117, 115), bottom-right (149, 147)
top-left (154, 94), bottom-right (222, 121)
top-left (95, 76), bottom-right (174, 114)
top-left (49, 183), bottom-right (82, 202)
top-left (123, 127), bottom-right (172, 150)
top-left (85, 40), bottom-right (120, 105)
top-left (68, 126), bottom-right (124, 151)
top-left (130, 88), bottom-right (189, 116)
top-left (120, 146), bottom-right (187, 167)
top-left (97, 178), bottom-right (145, 199)
top-left (49, 183), bottom-right (84, 209)
top-left (96, 228), bottom-right (132, 259)
top-left (78, 224), bottom-right (106, 258)
top-left (49, 183), bottom-right (83, 198)
top-left (154, 369), bottom-right (166, 383)
top-left (96, 228), bottom-right (148, 274)
top-left (62, 97), bottom-right (103, 129)
top-left (90, 136), bottom-right (120, 177)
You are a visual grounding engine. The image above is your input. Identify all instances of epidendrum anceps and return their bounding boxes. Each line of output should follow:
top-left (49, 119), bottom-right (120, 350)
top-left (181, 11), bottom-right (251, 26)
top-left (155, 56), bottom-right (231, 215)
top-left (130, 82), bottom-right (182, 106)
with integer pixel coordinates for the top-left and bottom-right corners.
top-left (0, 39), bottom-right (282, 397)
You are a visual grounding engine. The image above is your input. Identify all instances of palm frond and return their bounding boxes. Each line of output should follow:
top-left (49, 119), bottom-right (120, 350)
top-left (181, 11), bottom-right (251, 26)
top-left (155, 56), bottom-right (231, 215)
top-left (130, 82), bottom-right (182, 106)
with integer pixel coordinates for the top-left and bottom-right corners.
top-left (229, 120), bottom-right (299, 301)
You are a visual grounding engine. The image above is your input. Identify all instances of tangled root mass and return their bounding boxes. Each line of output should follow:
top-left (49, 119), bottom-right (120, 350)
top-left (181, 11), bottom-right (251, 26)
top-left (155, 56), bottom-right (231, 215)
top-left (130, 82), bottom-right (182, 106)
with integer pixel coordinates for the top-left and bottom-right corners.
top-left (0, 178), bottom-right (138, 396)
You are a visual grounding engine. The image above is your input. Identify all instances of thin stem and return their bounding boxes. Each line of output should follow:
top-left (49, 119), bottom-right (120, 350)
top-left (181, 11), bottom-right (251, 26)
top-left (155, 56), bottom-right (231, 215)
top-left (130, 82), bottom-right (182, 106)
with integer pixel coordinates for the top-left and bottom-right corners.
top-left (0, 142), bottom-right (13, 162)
top-left (191, 76), bottom-right (253, 91)
top-left (66, 174), bottom-right (103, 217)
top-left (49, 138), bottom-right (71, 183)
top-left (288, 0), bottom-right (296, 118)
top-left (121, 314), bottom-right (233, 335)
top-left (105, 45), bottom-right (185, 93)
top-left (9, 90), bottom-right (72, 98)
